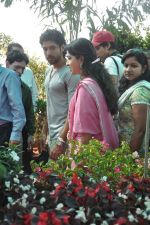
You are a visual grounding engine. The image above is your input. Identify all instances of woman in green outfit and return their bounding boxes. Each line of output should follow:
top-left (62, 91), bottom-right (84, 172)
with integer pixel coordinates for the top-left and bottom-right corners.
top-left (118, 48), bottom-right (150, 153)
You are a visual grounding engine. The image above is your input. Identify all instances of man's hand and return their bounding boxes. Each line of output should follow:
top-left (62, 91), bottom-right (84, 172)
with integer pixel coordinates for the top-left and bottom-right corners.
top-left (50, 144), bottom-right (65, 160)
top-left (9, 140), bottom-right (20, 145)
top-left (27, 135), bottom-right (34, 150)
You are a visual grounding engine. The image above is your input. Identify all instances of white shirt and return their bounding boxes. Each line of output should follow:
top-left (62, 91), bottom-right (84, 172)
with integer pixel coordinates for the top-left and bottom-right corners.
top-left (104, 56), bottom-right (124, 77)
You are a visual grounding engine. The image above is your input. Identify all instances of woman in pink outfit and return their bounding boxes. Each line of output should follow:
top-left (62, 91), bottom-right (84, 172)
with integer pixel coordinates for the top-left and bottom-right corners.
top-left (66, 38), bottom-right (119, 149)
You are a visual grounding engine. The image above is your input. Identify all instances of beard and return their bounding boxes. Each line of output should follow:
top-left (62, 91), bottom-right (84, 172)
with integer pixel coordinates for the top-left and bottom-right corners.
top-left (47, 55), bottom-right (61, 65)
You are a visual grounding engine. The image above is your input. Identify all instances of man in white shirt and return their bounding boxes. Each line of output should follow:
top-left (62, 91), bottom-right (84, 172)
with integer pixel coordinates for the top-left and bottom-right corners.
top-left (6, 43), bottom-right (38, 109)
top-left (92, 30), bottom-right (124, 92)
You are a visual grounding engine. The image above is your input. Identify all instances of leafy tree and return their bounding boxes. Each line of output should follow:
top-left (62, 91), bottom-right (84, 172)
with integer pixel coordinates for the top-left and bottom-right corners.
top-left (28, 56), bottom-right (47, 99)
top-left (0, 32), bottom-right (12, 58)
top-left (1, 0), bottom-right (150, 43)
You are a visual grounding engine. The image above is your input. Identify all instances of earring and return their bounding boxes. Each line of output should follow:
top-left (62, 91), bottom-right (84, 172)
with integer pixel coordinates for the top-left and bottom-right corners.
top-left (80, 64), bottom-right (83, 69)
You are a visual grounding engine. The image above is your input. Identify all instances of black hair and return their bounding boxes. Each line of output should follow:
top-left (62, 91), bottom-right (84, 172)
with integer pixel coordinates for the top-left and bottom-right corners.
top-left (6, 50), bottom-right (29, 65)
top-left (119, 48), bottom-right (150, 95)
top-left (6, 42), bottom-right (24, 55)
top-left (98, 42), bottom-right (116, 50)
top-left (39, 29), bottom-right (66, 46)
top-left (66, 38), bottom-right (118, 115)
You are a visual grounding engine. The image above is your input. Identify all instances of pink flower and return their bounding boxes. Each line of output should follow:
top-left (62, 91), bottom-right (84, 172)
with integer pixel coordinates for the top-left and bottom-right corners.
top-left (100, 140), bottom-right (110, 155)
top-left (114, 166), bottom-right (121, 173)
top-left (71, 160), bottom-right (77, 170)
top-left (127, 183), bottom-right (135, 192)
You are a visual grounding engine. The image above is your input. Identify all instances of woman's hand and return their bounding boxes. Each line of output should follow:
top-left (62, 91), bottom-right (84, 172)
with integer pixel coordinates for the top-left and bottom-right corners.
top-left (130, 104), bottom-right (147, 151)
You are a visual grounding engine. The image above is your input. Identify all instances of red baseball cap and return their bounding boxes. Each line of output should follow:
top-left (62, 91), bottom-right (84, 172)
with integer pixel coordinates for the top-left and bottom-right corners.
top-left (92, 30), bottom-right (115, 47)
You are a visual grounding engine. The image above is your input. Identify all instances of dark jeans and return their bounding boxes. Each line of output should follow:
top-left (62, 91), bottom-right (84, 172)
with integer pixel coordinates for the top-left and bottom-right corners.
top-left (0, 122), bottom-right (12, 147)
top-left (22, 129), bottom-right (32, 174)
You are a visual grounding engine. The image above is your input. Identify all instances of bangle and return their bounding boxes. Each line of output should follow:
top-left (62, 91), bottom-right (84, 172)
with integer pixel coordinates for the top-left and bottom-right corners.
top-left (58, 137), bottom-right (65, 143)
top-left (57, 137), bottom-right (66, 146)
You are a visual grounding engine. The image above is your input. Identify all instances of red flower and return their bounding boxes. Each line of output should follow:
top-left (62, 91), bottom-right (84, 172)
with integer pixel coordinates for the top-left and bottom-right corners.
top-left (55, 180), bottom-right (66, 194)
top-left (101, 182), bottom-right (111, 192)
top-left (63, 215), bottom-right (70, 224)
top-left (127, 183), bottom-right (135, 192)
top-left (39, 212), bottom-right (49, 221)
top-left (107, 194), bottom-right (113, 200)
top-left (114, 217), bottom-right (128, 225)
top-left (23, 214), bottom-right (33, 225)
top-left (71, 173), bottom-right (83, 188)
top-left (85, 187), bottom-right (96, 198)
top-left (50, 212), bottom-right (62, 225)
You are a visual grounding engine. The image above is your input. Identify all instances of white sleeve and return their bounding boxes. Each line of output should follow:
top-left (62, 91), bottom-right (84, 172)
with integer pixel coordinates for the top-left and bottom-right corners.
top-left (104, 57), bottom-right (118, 76)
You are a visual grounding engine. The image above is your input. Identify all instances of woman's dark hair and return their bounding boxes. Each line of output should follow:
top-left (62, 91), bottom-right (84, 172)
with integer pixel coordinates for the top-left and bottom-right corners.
top-left (66, 38), bottom-right (118, 115)
top-left (119, 48), bottom-right (150, 95)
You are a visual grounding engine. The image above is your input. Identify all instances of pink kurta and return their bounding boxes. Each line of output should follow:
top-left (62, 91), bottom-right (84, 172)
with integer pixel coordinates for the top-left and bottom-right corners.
top-left (68, 77), bottom-right (119, 149)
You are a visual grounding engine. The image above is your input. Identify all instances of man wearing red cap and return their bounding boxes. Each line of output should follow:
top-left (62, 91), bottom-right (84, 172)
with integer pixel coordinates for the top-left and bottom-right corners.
top-left (92, 30), bottom-right (123, 93)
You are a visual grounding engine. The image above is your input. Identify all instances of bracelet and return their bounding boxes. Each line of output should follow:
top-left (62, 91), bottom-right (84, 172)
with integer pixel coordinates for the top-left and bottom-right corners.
top-left (58, 137), bottom-right (65, 143)
top-left (57, 137), bottom-right (66, 146)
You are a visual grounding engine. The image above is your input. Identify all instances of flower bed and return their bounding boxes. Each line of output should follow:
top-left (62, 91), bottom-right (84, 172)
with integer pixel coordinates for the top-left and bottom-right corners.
top-left (0, 140), bottom-right (150, 224)
top-left (1, 171), bottom-right (150, 224)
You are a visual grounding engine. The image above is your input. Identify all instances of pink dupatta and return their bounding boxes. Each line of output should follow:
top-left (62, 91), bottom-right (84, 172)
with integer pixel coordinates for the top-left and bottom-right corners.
top-left (69, 78), bottom-right (119, 149)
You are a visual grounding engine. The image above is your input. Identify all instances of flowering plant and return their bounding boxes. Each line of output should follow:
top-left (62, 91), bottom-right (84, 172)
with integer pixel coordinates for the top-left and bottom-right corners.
top-left (32, 140), bottom-right (146, 186)
top-left (1, 170), bottom-right (150, 224)
top-left (1, 140), bottom-right (150, 224)
top-left (0, 145), bottom-right (22, 179)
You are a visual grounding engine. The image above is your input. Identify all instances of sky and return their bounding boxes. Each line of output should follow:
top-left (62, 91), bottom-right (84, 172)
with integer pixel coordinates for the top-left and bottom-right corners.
top-left (0, 0), bottom-right (116, 61)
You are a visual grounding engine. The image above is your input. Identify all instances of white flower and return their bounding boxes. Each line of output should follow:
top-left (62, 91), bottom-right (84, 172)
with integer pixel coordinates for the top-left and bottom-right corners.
top-left (56, 203), bottom-right (64, 210)
top-left (31, 207), bottom-right (37, 214)
top-left (147, 215), bottom-right (150, 221)
top-left (54, 183), bottom-right (59, 187)
top-left (9, 150), bottom-right (20, 161)
top-left (13, 177), bottom-right (20, 184)
top-left (101, 176), bottom-right (107, 181)
top-left (5, 181), bottom-right (10, 188)
top-left (137, 196), bottom-right (142, 202)
top-left (31, 189), bottom-right (36, 195)
top-left (136, 208), bottom-right (143, 215)
top-left (95, 213), bottom-right (101, 218)
top-left (19, 170), bottom-right (24, 174)
top-left (128, 213), bottom-right (136, 222)
top-left (22, 193), bottom-right (28, 199)
top-left (106, 211), bottom-right (114, 218)
top-left (75, 210), bottom-right (87, 223)
top-left (142, 211), bottom-right (148, 219)
top-left (118, 193), bottom-right (128, 199)
top-left (88, 177), bottom-right (96, 183)
top-left (101, 221), bottom-right (108, 225)
top-left (144, 201), bottom-right (150, 211)
top-left (90, 224), bottom-right (96, 225)
top-left (132, 151), bottom-right (139, 159)
top-left (40, 197), bottom-right (46, 204)
top-left (21, 199), bottom-right (27, 208)
top-left (7, 197), bottom-right (14, 204)
top-left (79, 207), bottom-right (85, 211)
top-left (7, 203), bottom-right (10, 209)
top-left (145, 196), bottom-right (150, 201)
